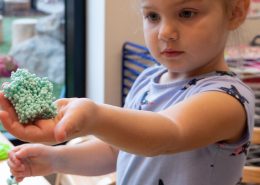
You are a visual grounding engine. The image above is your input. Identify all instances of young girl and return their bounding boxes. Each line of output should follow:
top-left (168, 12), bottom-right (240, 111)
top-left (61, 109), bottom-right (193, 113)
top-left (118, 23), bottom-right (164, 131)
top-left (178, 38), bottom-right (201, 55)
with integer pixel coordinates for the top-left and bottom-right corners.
top-left (0, 0), bottom-right (255, 184)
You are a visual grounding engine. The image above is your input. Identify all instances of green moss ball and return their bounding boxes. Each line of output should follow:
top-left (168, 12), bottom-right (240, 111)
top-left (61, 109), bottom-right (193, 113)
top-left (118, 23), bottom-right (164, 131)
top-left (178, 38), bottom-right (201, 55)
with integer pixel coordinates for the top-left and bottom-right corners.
top-left (2, 69), bottom-right (57, 124)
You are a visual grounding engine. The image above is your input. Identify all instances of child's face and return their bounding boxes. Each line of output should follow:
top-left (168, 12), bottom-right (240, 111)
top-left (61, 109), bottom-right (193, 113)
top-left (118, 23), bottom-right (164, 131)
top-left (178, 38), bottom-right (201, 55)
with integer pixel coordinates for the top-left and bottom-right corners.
top-left (140, 0), bottom-right (232, 77)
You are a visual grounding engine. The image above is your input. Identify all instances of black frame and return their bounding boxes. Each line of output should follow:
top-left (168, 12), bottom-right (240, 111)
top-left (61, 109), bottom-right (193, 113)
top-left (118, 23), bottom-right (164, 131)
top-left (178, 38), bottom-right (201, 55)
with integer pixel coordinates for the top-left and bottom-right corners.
top-left (65, 0), bottom-right (86, 98)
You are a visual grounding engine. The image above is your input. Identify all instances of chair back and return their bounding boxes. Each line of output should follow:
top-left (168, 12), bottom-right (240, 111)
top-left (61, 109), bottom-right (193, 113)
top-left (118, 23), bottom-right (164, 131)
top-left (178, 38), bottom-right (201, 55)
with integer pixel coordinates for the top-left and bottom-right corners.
top-left (121, 42), bottom-right (158, 106)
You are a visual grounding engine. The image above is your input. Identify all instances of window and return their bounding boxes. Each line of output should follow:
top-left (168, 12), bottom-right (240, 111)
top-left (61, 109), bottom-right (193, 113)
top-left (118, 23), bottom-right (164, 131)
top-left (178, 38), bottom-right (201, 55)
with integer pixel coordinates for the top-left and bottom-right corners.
top-left (0, 0), bottom-right (86, 144)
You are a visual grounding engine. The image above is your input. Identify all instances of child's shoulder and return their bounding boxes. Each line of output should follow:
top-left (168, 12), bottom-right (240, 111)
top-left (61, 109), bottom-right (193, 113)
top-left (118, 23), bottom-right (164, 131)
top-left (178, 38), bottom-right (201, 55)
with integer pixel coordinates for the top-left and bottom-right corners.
top-left (196, 73), bottom-right (255, 97)
top-left (193, 73), bottom-right (255, 119)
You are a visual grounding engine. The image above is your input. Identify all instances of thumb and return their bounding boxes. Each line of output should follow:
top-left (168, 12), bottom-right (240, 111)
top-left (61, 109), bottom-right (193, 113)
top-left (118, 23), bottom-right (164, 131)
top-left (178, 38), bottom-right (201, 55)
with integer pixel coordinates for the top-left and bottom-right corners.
top-left (54, 114), bottom-right (77, 142)
top-left (15, 144), bottom-right (41, 159)
top-left (54, 123), bottom-right (67, 143)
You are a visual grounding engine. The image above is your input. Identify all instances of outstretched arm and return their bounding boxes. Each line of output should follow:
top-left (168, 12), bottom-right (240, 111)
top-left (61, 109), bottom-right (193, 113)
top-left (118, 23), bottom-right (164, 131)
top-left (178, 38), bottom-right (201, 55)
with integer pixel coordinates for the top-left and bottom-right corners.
top-left (1, 91), bottom-right (246, 156)
top-left (55, 92), bottom-right (246, 156)
top-left (8, 138), bottom-right (118, 182)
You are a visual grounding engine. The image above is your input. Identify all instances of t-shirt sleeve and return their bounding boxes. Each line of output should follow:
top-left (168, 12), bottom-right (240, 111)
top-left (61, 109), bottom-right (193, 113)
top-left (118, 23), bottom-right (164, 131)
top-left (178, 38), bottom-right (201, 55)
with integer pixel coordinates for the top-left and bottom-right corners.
top-left (192, 76), bottom-right (255, 148)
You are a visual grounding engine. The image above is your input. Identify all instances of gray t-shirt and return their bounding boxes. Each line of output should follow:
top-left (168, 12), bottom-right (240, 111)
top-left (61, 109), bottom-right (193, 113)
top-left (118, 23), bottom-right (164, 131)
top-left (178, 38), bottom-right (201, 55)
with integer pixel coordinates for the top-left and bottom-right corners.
top-left (117, 65), bottom-right (255, 185)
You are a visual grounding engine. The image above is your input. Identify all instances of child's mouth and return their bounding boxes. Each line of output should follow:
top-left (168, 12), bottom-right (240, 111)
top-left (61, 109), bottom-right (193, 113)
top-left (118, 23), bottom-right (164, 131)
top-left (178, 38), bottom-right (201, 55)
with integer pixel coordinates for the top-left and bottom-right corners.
top-left (161, 49), bottom-right (184, 58)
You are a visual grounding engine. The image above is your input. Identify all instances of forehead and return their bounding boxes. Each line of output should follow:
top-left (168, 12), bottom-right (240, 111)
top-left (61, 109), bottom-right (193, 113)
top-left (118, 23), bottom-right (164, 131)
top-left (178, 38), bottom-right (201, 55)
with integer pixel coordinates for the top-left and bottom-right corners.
top-left (140, 0), bottom-right (207, 7)
top-left (176, 0), bottom-right (204, 3)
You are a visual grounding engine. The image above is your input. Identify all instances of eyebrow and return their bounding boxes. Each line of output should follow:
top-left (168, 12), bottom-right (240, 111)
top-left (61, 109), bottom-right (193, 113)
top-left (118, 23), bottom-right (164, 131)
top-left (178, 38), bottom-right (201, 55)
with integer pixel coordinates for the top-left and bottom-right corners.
top-left (181, 0), bottom-right (203, 2)
top-left (141, 0), bottom-right (204, 8)
top-left (177, 0), bottom-right (204, 4)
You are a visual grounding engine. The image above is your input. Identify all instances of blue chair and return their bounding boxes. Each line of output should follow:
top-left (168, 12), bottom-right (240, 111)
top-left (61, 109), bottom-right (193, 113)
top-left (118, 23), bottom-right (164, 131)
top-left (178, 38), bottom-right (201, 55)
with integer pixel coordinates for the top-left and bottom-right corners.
top-left (121, 42), bottom-right (159, 106)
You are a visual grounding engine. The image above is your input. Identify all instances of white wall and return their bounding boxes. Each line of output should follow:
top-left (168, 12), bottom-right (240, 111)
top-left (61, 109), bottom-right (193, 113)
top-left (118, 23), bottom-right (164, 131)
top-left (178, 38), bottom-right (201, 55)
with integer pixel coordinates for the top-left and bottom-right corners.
top-left (86, 0), bottom-right (106, 104)
top-left (227, 2), bottom-right (260, 46)
top-left (87, 0), bottom-right (144, 106)
top-left (241, 18), bottom-right (260, 44)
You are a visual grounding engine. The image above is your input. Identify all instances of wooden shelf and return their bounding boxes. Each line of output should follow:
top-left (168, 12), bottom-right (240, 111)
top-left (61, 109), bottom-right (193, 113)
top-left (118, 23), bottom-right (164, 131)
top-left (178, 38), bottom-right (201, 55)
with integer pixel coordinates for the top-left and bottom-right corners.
top-left (243, 166), bottom-right (260, 183)
top-left (252, 127), bottom-right (260, 144)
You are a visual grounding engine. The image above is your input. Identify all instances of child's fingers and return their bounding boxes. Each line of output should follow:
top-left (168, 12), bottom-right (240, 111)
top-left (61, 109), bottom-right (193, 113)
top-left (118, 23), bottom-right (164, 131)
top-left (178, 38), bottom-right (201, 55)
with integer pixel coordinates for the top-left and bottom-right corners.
top-left (9, 159), bottom-right (30, 178)
top-left (15, 176), bottom-right (24, 183)
top-left (8, 150), bottom-right (22, 166)
top-left (0, 112), bottom-right (27, 141)
top-left (8, 158), bottom-right (26, 178)
top-left (0, 92), bottom-right (18, 119)
top-left (0, 91), bottom-right (12, 109)
top-left (54, 124), bottom-right (67, 142)
top-left (8, 159), bottom-right (25, 172)
top-left (54, 116), bottom-right (71, 142)
top-left (55, 119), bottom-right (82, 143)
top-left (0, 111), bottom-right (14, 130)
top-left (10, 168), bottom-right (25, 178)
top-left (8, 145), bottom-right (32, 176)
top-left (8, 153), bottom-right (26, 177)
top-left (54, 99), bottom-right (84, 142)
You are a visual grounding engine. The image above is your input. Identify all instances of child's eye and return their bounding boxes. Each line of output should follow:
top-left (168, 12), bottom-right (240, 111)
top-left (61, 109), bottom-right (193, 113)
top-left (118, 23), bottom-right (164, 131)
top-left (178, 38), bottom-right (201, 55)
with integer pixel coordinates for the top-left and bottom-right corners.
top-left (145, 12), bottom-right (160, 22)
top-left (179, 10), bottom-right (197, 18)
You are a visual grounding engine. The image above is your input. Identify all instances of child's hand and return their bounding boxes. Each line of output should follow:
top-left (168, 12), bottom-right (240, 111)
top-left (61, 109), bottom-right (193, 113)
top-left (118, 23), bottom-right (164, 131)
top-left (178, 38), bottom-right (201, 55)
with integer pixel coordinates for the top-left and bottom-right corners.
top-left (53, 98), bottom-right (98, 142)
top-left (0, 92), bottom-right (97, 143)
top-left (8, 144), bottom-right (58, 182)
top-left (0, 92), bottom-right (59, 143)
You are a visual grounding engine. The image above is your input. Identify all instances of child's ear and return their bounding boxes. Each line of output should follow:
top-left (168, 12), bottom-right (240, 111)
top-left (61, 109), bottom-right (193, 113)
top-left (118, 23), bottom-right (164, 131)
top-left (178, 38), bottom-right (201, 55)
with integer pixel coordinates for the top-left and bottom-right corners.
top-left (228, 0), bottom-right (250, 30)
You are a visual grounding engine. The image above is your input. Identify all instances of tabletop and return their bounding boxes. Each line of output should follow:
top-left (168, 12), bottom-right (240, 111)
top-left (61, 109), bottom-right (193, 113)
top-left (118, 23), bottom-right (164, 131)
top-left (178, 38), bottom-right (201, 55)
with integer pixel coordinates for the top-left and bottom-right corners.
top-left (0, 132), bottom-right (51, 185)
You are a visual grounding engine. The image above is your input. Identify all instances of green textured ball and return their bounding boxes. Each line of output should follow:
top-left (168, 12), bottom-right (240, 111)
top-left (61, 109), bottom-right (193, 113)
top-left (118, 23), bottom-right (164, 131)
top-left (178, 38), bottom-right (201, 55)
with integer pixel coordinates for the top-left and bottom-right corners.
top-left (2, 69), bottom-right (57, 124)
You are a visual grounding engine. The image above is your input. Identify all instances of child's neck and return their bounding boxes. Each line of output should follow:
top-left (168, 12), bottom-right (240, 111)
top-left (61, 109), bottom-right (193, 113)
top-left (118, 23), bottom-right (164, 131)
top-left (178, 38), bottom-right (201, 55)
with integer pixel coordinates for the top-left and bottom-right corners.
top-left (159, 66), bottom-right (229, 84)
top-left (159, 72), bottom-right (188, 84)
top-left (159, 57), bottom-right (230, 84)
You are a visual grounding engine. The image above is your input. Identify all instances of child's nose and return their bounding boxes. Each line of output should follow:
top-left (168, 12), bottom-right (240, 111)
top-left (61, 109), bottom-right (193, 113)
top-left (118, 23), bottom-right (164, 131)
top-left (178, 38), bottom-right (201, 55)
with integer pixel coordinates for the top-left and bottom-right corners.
top-left (158, 22), bottom-right (179, 42)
